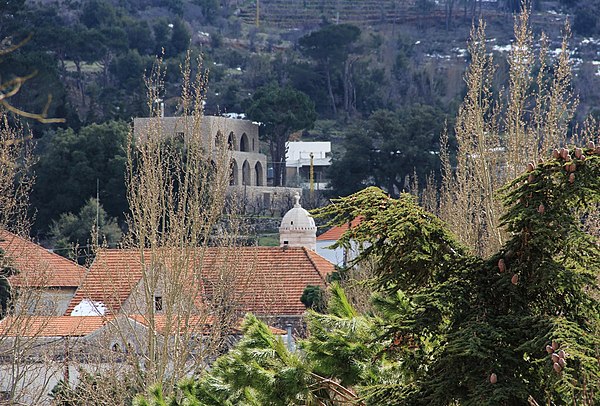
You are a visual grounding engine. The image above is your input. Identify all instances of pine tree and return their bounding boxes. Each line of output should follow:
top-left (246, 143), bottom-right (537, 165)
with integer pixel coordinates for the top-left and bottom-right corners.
top-left (136, 146), bottom-right (599, 404)
top-left (312, 145), bottom-right (600, 405)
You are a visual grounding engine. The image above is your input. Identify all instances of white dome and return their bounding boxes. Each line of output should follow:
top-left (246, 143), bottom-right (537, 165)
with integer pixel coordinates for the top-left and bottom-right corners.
top-left (280, 194), bottom-right (316, 231)
top-left (279, 193), bottom-right (316, 250)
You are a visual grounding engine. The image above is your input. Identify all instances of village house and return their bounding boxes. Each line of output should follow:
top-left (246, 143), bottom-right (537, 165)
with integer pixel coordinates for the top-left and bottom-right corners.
top-left (316, 217), bottom-right (364, 267)
top-left (0, 230), bottom-right (85, 316)
top-left (0, 196), bottom-right (331, 403)
top-left (66, 194), bottom-right (332, 330)
top-left (285, 141), bottom-right (332, 190)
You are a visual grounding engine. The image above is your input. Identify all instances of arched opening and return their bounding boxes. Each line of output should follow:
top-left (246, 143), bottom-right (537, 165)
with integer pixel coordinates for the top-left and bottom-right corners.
top-left (240, 133), bottom-right (250, 152)
top-left (242, 160), bottom-right (251, 185)
top-left (254, 161), bottom-right (264, 186)
top-left (230, 159), bottom-right (239, 185)
top-left (228, 132), bottom-right (236, 150)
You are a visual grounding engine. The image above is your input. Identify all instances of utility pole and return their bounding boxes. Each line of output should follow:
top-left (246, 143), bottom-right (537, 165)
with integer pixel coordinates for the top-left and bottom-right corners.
top-left (309, 152), bottom-right (314, 200)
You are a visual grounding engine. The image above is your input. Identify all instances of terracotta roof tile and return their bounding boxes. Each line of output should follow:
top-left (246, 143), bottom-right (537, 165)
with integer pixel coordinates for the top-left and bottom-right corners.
top-left (0, 230), bottom-right (85, 287)
top-left (316, 216), bottom-right (364, 241)
top-left (128, 314), bottom-right (286, 336)
top-left (66, 247), bottom-right (335, 317)
top-left (0, 316), bottom-right (111, 337)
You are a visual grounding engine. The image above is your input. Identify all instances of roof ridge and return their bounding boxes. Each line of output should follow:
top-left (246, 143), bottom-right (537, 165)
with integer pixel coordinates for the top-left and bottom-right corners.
top-left (302, 246), bottom-right (328, 283)
top-left (0, 229), bottom-right (84, 270)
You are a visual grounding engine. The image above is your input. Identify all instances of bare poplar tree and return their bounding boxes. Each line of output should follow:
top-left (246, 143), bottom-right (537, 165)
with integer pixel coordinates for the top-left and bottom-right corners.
top-left (0, 111), bottom-right (64, 403)
top-left (81, 52), bottom-right (249, 399)
top-left (438, 7), bottom-right (578, 256)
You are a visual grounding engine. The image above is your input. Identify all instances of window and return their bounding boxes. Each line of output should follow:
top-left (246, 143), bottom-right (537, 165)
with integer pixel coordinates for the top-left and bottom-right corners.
top-left (154, 296), bottom-right (163, 312)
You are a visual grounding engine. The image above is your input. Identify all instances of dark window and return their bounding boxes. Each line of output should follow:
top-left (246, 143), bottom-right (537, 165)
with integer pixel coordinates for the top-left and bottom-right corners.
top-left (154, 296), bottom-right (163, 312)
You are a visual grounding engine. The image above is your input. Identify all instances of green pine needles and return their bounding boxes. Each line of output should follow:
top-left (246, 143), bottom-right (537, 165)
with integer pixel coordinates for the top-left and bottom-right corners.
top-left (136, 147), bottom-right (599, 405)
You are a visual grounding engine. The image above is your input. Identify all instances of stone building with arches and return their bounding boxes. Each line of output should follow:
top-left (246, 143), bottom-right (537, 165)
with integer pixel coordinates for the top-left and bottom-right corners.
top-left (134, 115), bottom-right (267, 187)
top-left (133, 115), bottom-right (300, 214)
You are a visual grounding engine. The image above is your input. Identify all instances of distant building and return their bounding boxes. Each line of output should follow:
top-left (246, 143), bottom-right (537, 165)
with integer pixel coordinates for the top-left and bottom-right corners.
top-left (316, 217), bottom-right (364, 267)
top-left (133, 115), bottom-right (301, 214)
top-left (285, 141), bottom-right (331, 190)
top-left (279, 193), bottom-right (318, 251)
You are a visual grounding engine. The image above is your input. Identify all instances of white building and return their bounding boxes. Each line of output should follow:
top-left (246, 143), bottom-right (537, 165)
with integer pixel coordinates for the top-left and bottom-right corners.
top-left (285, 141), bottom-right (331, 189)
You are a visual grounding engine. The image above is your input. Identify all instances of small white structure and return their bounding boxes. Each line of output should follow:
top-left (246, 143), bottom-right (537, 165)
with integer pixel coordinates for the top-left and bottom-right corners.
top-left (279, 193), bottom-right (317, 251)
top-left (285, 142), bottom-right (331, 189)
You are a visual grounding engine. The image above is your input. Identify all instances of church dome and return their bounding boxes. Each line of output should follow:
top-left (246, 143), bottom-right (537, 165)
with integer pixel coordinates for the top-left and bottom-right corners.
top-left (279, 193), bottom-right (317, 250)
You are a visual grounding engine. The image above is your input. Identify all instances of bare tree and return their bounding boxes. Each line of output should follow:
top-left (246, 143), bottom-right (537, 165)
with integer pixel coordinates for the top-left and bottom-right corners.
top-left (90, 52), bottom-right (250, 397)
top-left (437, 7), bottom-right (578, 257)
top-left (0, 35), bottom-right (64, 124)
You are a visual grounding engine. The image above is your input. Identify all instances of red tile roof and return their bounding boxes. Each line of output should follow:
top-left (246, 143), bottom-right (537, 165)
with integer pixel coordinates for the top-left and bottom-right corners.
top-left (0, 316), bottom-right (111, 337)
top-left (128, 314), bottom-right (286, 336)
top-left (316, 216), bottom-right (364, 241)
top-left (66, 247), bottom-right (334, 317)
top-left (0, 230), bottom-right (85, 287)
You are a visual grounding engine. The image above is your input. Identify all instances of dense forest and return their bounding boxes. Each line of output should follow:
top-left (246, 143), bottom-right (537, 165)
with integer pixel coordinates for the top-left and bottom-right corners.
top-left (2, 0), bottom-right (600, 247)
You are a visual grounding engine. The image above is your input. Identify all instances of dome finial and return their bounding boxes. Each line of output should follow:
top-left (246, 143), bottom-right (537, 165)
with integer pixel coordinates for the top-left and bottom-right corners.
top-left (293, 192), bottom-right (301, 208)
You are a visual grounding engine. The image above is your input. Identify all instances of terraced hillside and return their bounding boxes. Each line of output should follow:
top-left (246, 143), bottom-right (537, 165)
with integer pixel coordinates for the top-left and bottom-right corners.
top-left (238, 0), bottom-right (422, 27)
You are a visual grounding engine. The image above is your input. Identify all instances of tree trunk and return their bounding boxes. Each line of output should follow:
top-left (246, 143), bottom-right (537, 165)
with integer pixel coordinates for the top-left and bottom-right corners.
top-left (325, 60), bottom-right (337, 117)
top-left (74, 59), bottom-right (86, 107)
top-left (344, 58), bottom-right (358, 113)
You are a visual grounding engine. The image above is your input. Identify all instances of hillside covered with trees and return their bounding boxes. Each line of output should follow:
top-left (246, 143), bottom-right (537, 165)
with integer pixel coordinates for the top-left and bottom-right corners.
top-left (3, 0), bottom-right (600, 244)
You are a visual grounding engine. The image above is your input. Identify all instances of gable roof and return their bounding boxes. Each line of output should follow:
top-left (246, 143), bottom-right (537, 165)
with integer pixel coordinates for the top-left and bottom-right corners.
top-left (66, 246), bottom-right (334, 317)
top-left (316, 216), bottom-right (364, 242)
top-left (0, 230), bottom-right (85, 288)
top-left (0, 316), bottom-right (111, 337)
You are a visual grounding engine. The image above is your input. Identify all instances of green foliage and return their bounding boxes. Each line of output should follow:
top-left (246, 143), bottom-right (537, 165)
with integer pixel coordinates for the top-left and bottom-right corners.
top-left (298, 24), bottom-right (361, 67)
top-left (32, 120), bottom-right (129, 232)
top-left (300, 285), bottom-right (325, 312)
top-left (315, 147), bottom-right (600, 404)
top-left (194, 0), bottom-right (220, 23)
top-left (49, 197), bottom-right (122, 262)
top-left (135, 314), bottom-right (318, 406)
top-left (168, 18), bottom-right (191, 57)
top-left (329, 106), bottom-right (448, 197)
top-left (245, 84), bottom-right (316, 186)
top-left (81, 0), bottom-right (117, 28)
top-left (298, 23), bottom-right (362, 117)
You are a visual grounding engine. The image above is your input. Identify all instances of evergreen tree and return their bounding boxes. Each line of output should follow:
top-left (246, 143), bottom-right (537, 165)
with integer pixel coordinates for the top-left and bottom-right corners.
top-left (312, 145), bottom-right (600, 405)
